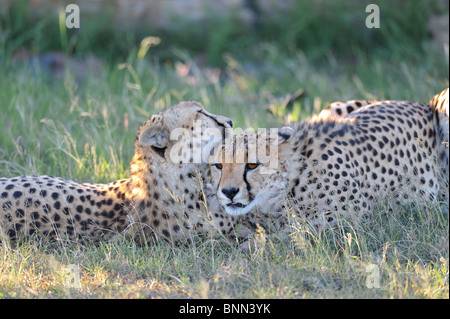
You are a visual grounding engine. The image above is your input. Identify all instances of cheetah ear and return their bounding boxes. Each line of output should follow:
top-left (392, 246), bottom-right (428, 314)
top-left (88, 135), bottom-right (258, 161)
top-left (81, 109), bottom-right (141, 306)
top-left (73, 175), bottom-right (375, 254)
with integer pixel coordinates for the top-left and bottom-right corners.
top-left (277, 127), bottom-right (294, 144)
top-left (138, 117), bottom-right (170, 158)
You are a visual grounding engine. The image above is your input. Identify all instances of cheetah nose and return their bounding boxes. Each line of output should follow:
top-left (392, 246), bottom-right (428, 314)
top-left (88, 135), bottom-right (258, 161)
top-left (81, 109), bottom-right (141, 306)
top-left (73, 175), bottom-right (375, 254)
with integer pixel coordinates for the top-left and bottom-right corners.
top-left (221, 187), bottom-right (239, 200)
top-left (227, 120), bottom-right (233, 127)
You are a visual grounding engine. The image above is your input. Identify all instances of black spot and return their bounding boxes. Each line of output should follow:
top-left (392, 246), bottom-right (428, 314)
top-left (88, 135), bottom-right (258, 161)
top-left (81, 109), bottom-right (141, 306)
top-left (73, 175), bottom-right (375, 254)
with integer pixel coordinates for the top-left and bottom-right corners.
top-left (15, 209), bottom-right (25, 218)
top-left (1, 192), bottom-right (8, 199)
top-left (5, 184), bottom-right (14, 190)
top-left (51, 201), bottom-right (60, 210)
top-left (2, 201), bottom-right (12, 211)
top-left (42, 204), bottom-right (51, 214)
top-left (62, 207), bottom-right (70, 215)
top-left (187, 172), bottom-right (196, 179)
top-left (162, 229), bottom-right (170, 237)
top-left (7, 229), bottom-right (16, 238)
top-left (153, 192), bottom-right (159, 200)
top-left (51, 192), bottom-right (59, 200)
top-left (76, 205), bottom-right (83, 213)
top-left (13, 191), bottom-right (22, 199)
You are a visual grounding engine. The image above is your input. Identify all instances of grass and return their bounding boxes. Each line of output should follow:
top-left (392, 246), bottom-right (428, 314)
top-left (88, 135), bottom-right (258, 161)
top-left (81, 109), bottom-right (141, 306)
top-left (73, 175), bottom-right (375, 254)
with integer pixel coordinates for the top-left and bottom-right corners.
top-left (0, 1), bottom-right (449, 299)
top-left (0, 202), bottom-right (447, 298)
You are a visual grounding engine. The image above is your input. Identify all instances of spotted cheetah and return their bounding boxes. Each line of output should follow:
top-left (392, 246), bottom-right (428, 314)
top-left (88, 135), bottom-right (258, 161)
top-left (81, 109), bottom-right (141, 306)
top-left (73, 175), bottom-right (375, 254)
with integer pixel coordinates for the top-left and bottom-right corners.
top-left (314, 99), bottom-right (378, 121)
top-left (211, 88), bottom-right (449, 232)
top-left (0, 101), bottom-right (248, 244)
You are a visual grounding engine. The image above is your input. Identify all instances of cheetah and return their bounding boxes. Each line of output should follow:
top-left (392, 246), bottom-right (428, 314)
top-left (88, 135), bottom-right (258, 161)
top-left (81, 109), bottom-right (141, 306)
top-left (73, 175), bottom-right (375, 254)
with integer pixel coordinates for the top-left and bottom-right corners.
top-left (0, 101), bottom-right (247, 244)
top-left (314, 99), bottom-right (378, 121)
top-left (211, 88), bottom-right (449, 232)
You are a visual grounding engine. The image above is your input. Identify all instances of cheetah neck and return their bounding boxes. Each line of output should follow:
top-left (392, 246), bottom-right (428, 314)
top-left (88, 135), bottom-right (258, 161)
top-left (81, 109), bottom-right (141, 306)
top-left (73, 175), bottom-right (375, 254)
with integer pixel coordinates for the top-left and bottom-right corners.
top-left (125, 149), bottom-right (218, 242)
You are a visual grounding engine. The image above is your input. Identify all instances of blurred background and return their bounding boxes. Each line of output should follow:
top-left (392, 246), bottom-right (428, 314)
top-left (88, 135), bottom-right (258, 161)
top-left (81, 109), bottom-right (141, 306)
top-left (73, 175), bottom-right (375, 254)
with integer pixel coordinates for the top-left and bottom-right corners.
top-left (1, 0), bottom-right (448, 64)
top-left (0, 0), bottom-right (448, 179)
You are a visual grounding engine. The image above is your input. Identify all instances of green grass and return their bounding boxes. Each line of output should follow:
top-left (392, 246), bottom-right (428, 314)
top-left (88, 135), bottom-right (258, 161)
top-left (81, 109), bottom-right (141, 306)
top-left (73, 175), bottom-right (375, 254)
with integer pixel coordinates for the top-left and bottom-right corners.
top-left (0, 1), bottom-right (449, 299)
top-left (0, 202), bottom-right (447, 298)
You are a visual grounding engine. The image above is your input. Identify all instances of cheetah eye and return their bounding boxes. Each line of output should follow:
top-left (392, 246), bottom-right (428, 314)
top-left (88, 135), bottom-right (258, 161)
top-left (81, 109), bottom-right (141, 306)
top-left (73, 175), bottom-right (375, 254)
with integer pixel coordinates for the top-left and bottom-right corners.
top-left (246, 163), bottom-right (259, 170)
top-left (214, 163), bottom-right (223, 170)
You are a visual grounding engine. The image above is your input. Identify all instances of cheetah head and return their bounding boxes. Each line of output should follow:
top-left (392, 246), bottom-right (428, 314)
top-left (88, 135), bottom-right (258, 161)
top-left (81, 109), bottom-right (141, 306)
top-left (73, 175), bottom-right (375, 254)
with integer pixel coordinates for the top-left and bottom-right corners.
top-left (136, 101), bottom-right (233, 165)
top-left (210, 127), bottom-right (293, 216)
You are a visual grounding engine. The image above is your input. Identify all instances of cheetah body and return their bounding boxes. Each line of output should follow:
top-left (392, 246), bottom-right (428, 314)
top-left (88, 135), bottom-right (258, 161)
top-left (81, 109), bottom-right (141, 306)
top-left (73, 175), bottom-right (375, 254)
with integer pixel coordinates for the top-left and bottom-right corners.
top-left (0, 176), bottom-right (130, 241)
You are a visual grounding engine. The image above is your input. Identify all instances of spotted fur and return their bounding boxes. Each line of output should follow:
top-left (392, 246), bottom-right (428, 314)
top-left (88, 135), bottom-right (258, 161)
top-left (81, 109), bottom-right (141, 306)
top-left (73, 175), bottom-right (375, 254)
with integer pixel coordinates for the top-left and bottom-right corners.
top-left (212, 89), bottom-right (449, 231)
top-left (314, 100), bottom-right (378, 121)
top-left (0, 101), bottom-right (248, 244)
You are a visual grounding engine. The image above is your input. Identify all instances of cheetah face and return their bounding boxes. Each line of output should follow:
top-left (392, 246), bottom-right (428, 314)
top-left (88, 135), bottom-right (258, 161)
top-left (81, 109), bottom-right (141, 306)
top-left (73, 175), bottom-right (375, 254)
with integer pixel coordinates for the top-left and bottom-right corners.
top-left (211, 127), bottom-right (293, 216)
top-left (136, 101), bottom-right (233, 164)
top-left (211, 161), bottom-right (278, 216)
